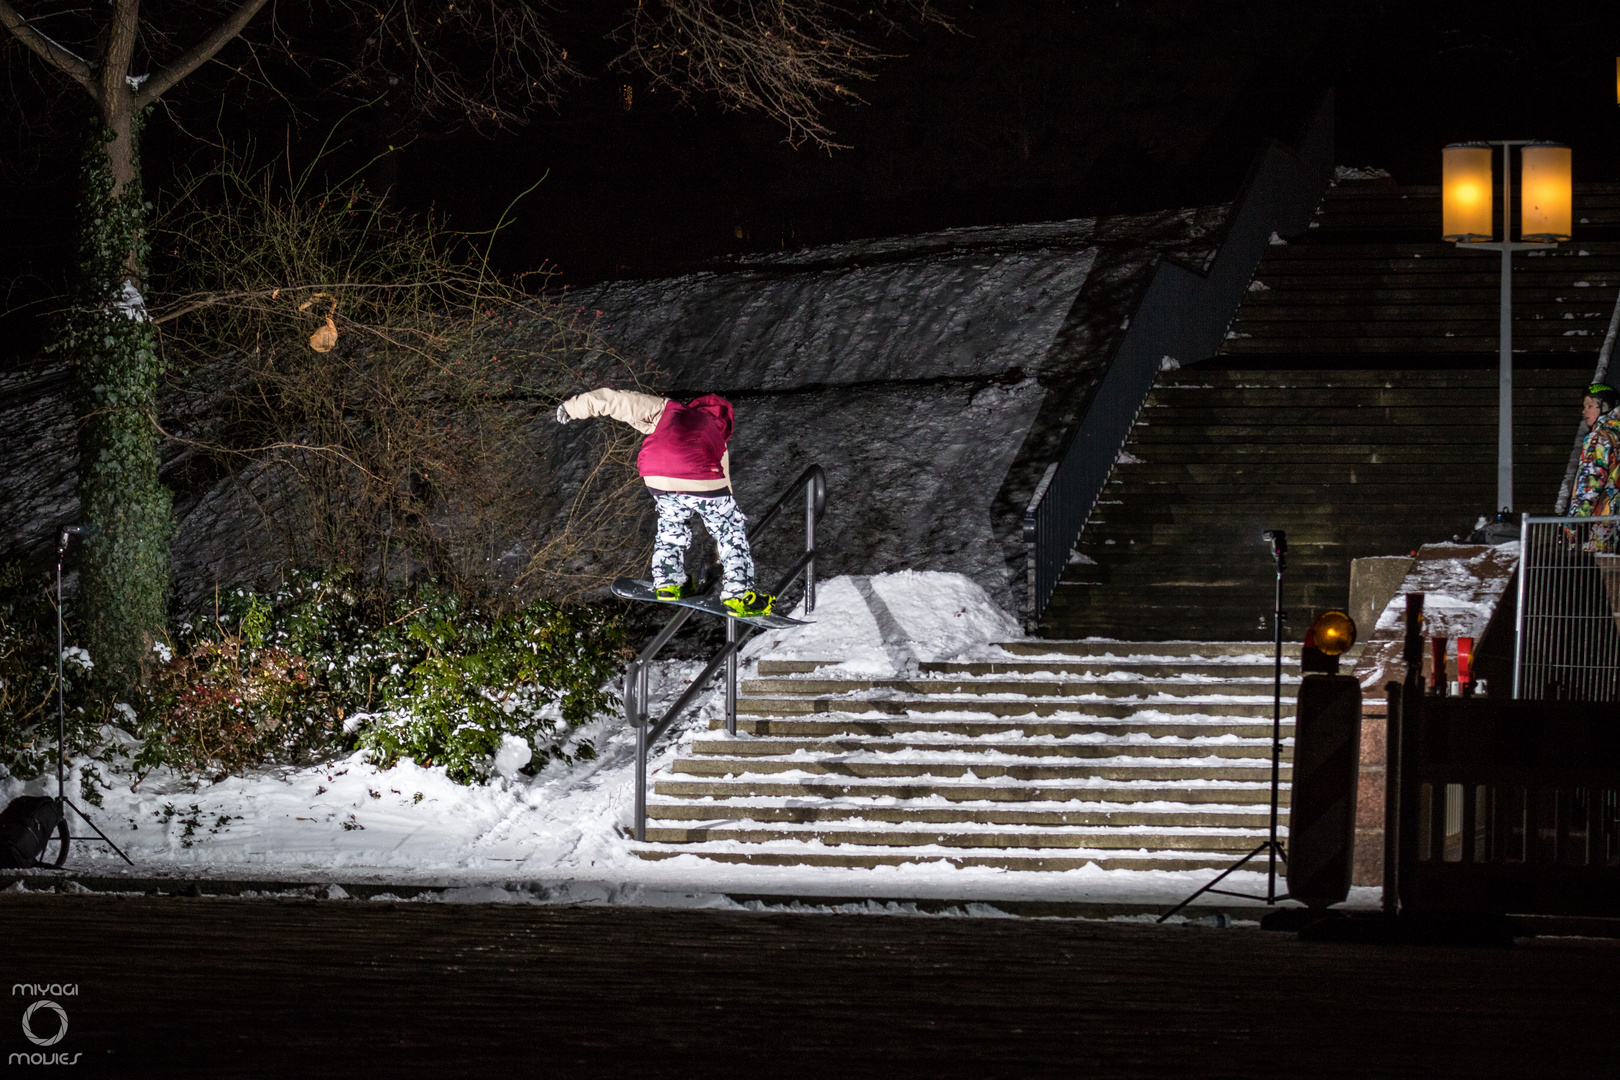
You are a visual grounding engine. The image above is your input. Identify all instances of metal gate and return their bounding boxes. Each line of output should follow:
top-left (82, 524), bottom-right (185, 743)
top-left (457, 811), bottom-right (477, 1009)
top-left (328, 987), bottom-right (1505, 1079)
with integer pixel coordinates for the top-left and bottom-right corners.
top-left (1514, 514), bottom-right (1620, 701)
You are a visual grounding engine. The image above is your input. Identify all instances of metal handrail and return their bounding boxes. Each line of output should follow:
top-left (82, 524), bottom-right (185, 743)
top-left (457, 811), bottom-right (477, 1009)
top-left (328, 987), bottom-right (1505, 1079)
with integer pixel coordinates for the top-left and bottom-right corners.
top-left (624, 464), bottom-right (827, 841)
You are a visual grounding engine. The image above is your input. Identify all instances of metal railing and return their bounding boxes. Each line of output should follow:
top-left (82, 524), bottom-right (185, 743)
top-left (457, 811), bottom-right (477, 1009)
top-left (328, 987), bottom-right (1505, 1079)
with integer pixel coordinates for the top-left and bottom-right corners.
top-left (1514, 514), bottom-right (1620, 701)
top-left (1022, 92), bottom-right (1336, 625)
top-left (624, 464), bottom-right (827, 841)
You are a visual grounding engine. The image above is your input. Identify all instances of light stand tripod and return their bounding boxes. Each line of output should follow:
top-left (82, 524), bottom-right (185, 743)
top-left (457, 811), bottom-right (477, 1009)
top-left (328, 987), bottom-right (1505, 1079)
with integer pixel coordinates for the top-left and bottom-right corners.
top-left (1158, 528), bottom-right (1290, 921)
top-left (49, 525), bottom-right (133, 868)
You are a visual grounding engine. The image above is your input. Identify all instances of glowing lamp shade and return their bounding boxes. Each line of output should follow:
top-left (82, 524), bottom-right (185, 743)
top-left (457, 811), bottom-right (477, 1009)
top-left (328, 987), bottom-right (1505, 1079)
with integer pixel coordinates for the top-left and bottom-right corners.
top-left (1308, 610), bottom-right (1357, 656)
top-left (1442, 143), bottom-right (1494, 241)
top-left (1520, 143), bottom-right (1572, 242)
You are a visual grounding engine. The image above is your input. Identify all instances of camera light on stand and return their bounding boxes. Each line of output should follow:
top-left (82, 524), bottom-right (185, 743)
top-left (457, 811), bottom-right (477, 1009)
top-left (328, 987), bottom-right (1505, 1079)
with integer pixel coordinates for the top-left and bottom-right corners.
top-left (1520, 143), bottom-right (1572, 242)
top-left (1443, 142), bottom-right (1495, 242)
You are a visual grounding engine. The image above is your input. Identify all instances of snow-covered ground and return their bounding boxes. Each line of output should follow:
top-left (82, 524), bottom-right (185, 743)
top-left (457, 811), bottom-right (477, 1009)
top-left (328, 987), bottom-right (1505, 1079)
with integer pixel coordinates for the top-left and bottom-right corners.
top-left (4, 572), bottom-right (1368, 914)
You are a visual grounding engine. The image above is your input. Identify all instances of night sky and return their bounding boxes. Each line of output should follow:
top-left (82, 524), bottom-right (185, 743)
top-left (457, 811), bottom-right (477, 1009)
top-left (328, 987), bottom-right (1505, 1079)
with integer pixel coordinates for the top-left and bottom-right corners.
top-left (5, 0), bottom-right (1620, 363)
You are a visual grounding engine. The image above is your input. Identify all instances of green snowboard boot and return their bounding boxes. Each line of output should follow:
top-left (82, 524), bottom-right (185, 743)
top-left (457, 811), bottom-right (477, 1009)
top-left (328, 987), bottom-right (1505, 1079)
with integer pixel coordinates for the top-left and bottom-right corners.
top-left (723, 590), bottom-right (775, 618)
top-left (654, 577), bottom-right (696, 601)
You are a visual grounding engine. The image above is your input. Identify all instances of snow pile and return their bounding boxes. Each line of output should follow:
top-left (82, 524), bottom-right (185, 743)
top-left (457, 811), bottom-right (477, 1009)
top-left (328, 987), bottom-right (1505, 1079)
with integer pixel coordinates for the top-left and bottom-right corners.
top-left (745, 571), bottom-right (1023, 676)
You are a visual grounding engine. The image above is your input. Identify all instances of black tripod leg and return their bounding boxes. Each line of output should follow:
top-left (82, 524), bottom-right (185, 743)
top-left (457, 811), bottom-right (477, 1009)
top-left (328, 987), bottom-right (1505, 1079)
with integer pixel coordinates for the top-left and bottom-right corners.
top-left (36, 818), bottom-right (69, 869)
top-left (1156, 844), bottom-right (1269, 923)
top-left (61, 799), bottom-right (134, 865)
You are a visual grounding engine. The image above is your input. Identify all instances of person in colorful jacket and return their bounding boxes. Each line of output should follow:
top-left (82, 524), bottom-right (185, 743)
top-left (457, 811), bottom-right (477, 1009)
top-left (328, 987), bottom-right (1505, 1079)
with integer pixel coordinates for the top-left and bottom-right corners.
top-left (1572, 382), bottom-right (1620, 552)
top-left (557, 388), bottom-right (775, 617)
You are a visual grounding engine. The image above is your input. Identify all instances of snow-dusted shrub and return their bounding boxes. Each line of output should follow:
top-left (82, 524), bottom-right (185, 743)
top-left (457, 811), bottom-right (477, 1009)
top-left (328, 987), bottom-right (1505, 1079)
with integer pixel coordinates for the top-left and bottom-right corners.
top-left (140, 637), bottom-right (326, 780)
top-left (355, 599), bottom-right (627, 784)
top-left (137, 570), bottom-right (627, 784)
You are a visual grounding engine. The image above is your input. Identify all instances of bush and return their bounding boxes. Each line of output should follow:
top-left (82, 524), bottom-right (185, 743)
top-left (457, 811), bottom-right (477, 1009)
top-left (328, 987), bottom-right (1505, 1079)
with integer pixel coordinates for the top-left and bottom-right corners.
top-left (136, 570), bottom-right (629, 784)
top-left (356, 598), bottom-right (628, 784)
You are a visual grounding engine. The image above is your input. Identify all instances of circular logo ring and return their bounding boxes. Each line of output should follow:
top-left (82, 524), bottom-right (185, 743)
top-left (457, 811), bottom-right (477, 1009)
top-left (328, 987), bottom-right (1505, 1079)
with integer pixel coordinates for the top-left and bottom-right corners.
top-left (22, 1000), bottom-right (68, 1047)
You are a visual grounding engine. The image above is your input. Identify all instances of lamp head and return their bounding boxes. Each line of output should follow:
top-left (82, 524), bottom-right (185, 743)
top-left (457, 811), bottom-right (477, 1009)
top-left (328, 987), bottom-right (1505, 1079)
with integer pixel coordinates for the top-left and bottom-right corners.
top-left (1308, 610), bottom-right (1358, 656)
top-left (1442, 142), bottom-right (1495, 242)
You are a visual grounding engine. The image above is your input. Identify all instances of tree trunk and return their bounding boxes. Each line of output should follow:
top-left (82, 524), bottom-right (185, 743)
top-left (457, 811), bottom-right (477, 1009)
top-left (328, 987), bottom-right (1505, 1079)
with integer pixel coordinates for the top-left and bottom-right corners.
top-left (67, 69), bottom-right (172, 695)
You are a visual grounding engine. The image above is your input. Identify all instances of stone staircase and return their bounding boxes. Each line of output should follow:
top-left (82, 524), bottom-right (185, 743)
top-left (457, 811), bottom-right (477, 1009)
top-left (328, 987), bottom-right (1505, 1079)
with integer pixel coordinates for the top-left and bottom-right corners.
top-left (1037, 178), bottom-right (1612, 640)
top-left (1041, 366), bottom-right (1587, 640)
top-left (636, 641), bottom-right (1301, 872)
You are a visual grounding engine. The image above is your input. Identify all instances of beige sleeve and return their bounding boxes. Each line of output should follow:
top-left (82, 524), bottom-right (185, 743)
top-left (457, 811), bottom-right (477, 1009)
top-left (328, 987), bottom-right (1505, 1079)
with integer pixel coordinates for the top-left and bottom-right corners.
top-left (562, 388), bottom-right (668, 434)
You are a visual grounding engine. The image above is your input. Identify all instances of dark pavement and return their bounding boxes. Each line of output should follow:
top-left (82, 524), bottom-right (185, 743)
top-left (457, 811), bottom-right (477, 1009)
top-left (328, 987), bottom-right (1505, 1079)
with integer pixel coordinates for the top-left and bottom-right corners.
top-left (4, 894), bottom-right (1616, 1077)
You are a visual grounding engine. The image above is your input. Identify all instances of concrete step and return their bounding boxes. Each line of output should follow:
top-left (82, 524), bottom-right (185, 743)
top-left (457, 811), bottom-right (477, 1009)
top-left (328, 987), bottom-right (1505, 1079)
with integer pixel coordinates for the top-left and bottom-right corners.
top-left (1142, 386), bottom-right (1586, 408)
top-left (670, 757), bottom-right (1289, 781)
top-left (689, 738), bottom-right (1292, 761)
top-left (643, 802), bottom-right (1274, 828)
top-left (715, 717), bottom-right (1293, 738)
top-left (993, 641), bottom-right (1293, 658)
top-left (919, 660), bottom-right (1286, 678)
top-left (1158, 365), bottom-right (1584, 387)
top-left (640, 823), bottom-right (1278, 851)
top-left (738, 696), bottom-right (1287, 718)
top-left (633, 848), bottom-right (1253, 872)
top-left (739, 677), bottom-right (1296, 699)
top-left (653, 779), bottom-right (1290, 805)
top-left (756, 659), bottom-right (843, 675)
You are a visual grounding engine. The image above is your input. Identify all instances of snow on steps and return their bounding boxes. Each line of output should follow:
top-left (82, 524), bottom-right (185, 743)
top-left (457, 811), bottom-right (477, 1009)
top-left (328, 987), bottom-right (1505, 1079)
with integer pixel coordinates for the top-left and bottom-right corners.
top-left (635, 641), bottom-right (1298, 872)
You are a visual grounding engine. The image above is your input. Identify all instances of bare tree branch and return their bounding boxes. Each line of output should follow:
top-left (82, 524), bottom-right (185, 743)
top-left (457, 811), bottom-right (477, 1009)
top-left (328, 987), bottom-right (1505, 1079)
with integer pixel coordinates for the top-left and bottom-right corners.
top-left (613, 0), bottom-right (950, 148)
top-left (324, 0), bottom-right (582, 133)
top-left (0, 0), bottom-right (97, 97)
top-left (135, 0), bottom-right (274, 108)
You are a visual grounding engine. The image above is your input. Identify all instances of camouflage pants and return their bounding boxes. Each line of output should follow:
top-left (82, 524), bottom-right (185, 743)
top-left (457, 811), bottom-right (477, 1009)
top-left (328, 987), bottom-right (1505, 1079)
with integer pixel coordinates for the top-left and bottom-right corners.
top-left (651, 493), bottom-right (755, 599)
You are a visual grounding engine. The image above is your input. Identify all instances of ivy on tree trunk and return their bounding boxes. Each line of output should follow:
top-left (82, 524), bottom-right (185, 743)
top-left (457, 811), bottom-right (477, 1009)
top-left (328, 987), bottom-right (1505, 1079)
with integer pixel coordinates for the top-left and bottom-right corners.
top-left (61, 110), bottom-right (171, 694)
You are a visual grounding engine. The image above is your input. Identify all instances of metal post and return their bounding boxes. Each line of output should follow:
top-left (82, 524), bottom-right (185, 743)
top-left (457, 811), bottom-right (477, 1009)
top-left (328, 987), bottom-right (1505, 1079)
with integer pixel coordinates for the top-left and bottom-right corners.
top-left (1458, 143), bottom-right (1559, 514)
top-left (55, 541), bottom-right (65, 801)
top-left (725, 618), bottom-right (738, 736)
top-left (805, 478), bottom-right (817, 615)
top-left (1267, 556), bottom-right (1283, 903)
top-left (1499, 182), bottom-right (1515, 513)
top-left (634, 717), bottom-right (648, 842)
top-left (1382, 681), bottom-right (1403, 919)
top-left (1513, 513), bottom-right (1530, 699)
top-left (623, 661), bottom-right (637, 733)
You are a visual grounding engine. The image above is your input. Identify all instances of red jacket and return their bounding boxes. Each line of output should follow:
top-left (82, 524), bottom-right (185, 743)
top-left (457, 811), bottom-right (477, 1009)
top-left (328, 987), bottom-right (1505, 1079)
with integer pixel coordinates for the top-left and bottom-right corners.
top-left (639, 394), bottom-right (733, 482)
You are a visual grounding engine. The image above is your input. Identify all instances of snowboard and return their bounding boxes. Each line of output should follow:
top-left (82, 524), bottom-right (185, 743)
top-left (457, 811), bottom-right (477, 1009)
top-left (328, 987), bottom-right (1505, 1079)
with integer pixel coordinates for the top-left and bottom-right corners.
top-left (610, 578), bottom-right (810, 629)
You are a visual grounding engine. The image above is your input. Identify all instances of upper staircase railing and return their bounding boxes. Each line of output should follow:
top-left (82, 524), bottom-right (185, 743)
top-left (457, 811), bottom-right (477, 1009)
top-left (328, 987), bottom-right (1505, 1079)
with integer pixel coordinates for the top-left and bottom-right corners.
top-left (623, 464), bottom-right (827, 842)
top-left (1022, 92), bottom-right (1336, 626)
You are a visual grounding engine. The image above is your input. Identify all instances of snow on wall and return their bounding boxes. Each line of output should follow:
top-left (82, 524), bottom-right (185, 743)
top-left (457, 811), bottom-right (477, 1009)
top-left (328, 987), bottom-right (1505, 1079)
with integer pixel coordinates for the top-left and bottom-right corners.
top-left (561, 209), bottom-right (1225, 611)
top-left (566, 238), bottom-right (1098, 391)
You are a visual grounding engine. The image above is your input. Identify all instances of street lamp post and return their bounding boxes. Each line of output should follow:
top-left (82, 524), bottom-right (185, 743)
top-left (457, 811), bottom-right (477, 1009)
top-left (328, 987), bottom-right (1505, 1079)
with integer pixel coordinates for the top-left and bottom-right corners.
top-left (1443, 141), bottom-right (1572, 514)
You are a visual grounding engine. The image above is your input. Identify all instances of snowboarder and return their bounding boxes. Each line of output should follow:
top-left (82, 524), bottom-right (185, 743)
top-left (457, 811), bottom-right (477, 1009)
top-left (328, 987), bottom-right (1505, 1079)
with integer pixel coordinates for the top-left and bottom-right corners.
top-left (557, 388), bottom-right (776, 616)
top-left (1573, 382), bottom-right (1620, 552)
